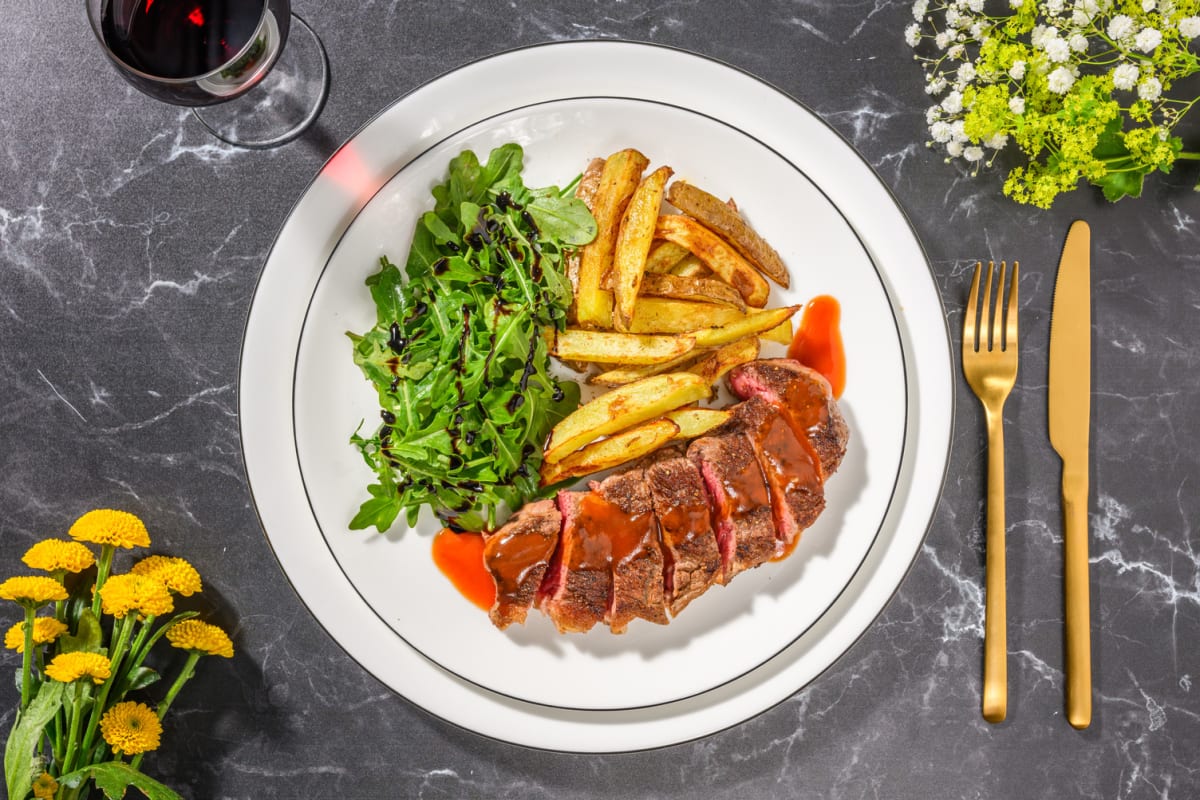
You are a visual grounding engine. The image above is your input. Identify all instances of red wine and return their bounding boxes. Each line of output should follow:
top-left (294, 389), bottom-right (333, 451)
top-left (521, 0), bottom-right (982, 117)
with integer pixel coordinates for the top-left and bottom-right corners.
top-left (101, 0), bottom-right (266, 80)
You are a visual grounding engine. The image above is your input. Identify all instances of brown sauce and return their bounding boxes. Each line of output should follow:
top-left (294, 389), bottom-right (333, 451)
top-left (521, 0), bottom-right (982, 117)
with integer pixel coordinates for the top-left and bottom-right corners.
top-left (484, 527), bottom-right (554, 602)
top-left (573, 494), bottom-right (652, 569)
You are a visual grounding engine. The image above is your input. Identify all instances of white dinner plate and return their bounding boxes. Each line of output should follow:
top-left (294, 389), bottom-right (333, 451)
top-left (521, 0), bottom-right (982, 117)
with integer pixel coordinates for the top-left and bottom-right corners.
top-left (241, 41), bottom-right (952, 750)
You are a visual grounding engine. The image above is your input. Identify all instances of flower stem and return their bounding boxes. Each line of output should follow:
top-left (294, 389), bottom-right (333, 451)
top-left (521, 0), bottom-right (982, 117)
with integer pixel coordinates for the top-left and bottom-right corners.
top-left (60, 683), bottom-right (86, 775)
top-left (78, 614), bottom-right (135, 759)
top-left (90, 545), bottom-right (115, 617)
top-left (1177, 151), bottom-right (1200, 160)
top-left (19, 606), bottom-right (35, 710)
top-left (129, 651), bottom-right (201, 772)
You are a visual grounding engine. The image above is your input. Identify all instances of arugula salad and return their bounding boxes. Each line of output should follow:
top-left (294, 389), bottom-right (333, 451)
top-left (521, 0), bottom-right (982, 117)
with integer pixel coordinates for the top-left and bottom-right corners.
top-left (347, 144), bottom-right (596, 533)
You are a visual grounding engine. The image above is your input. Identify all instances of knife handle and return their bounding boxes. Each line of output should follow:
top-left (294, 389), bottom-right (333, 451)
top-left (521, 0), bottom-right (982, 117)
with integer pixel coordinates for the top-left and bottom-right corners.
top-left (982, 407), bottom-right (1007, 724)
top-left (1063, 464), bottom-right (1092, 729)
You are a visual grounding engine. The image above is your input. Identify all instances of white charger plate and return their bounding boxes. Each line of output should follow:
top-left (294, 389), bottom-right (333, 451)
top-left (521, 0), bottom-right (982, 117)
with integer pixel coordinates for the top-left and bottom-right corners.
top-left (240, 41), bottom-right (952, 750)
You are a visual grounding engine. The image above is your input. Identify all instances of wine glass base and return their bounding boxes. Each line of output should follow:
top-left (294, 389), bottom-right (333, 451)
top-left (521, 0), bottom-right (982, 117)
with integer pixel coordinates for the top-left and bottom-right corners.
top-left (192, 12), bottom-right (329, 149)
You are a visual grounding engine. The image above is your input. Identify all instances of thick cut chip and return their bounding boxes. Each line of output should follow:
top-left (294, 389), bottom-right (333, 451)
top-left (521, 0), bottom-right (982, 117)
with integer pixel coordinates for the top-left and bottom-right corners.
top-left (687, 336), bottom-right (761, 384)
top-left (613, 166), bottom-right (673, 332)
top-left (664, 407), bottom-right (733, 440)
top-left (667, 181), bottom-right (790, 288)
top-left (644, 241), bottom-right (690, 274)
top-left (638, 272), bottom-right (747, 311)
top-left (654, 214), bottom-right (770, 307)
top-left (626, 297), bottom-right (747, 334)
top-left (692, 306), bottom-right (800, 348)
top-left (589, 351), bottom-right (707, 387)
top-left (544, 372), bottom-right (712, 464)
top-left (540, 418), bottom-right (680, 485)
top-left (575, 149), bottom-right (650, 328)
top-left (552, 329), bottom-right (696, 365)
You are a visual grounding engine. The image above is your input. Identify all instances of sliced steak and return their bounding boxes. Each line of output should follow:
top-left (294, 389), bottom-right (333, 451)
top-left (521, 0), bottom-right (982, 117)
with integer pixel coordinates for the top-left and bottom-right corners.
top-left (536, 491), bottom-right (610, 633)
top-left (728, 359), bottom-right (848, 478)
top-left (644, 448), bottom-right (721, 617)
top-left (727, 396), bottom-right (824, 551)
top-left (687, 433), bottom-right (777, 584)
top-left (483, 499), bottom-right (562, 630)
top-left (592, 469), bottom-right (668, 633)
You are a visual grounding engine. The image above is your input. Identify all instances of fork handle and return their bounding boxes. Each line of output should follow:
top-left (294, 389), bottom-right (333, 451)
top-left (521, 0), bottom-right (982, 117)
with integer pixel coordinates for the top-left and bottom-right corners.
top-left (982, 406), bottom-right (1008, 723)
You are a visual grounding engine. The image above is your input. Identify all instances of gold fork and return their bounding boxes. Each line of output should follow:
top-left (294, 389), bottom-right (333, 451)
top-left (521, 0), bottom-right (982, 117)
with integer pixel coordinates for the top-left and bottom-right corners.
top-left (962, 260), bottom-right (1019, 724)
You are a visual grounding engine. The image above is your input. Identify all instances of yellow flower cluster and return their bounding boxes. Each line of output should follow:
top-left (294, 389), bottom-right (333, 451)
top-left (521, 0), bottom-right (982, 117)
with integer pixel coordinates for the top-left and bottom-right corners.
top-left (22, 538), bottom-right (96, 574)
top-left (32, 773), bottom-right (58, 799)
top-left (4, 618), bottom-right (68, 652)
top-left (100, 701), bottom-right (162, 756)
top-left (99, 573), bottom-right (174, 619)
top-left (0, 576), bottom-right (68, 606)
top-left (166, 619), bottom-right (234, 658)
top-left (44, 651), bottom-right (112, 684)
top-left (132, 555), bottom-right (203, 596)
top-left (68, 509), bottom-right (150, 549)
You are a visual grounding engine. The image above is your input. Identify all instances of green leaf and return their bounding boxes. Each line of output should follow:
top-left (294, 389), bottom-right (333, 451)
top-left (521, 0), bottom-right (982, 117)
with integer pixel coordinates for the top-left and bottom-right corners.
top-left (60, 761), bottom-right (183, 800)
top-left (123, 665), bottom-right (162, 693)
top-left (364, 256), bottom-right (406, 325)
top-left (1093, 168), bottom-right (1148, 202)
top-left (59, 608), bottom-right (103, 654)
top-left (349, 480), bottom-right (402, 532)
top-left (526, 191), bottom-right (597, 245)
top-left (5, 681), bottom-right (65, 800)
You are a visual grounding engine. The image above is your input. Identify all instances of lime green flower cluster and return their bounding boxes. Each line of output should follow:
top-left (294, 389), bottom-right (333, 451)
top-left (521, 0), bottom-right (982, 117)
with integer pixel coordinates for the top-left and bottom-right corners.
top-left (2, 510), bottom-right (233, 800)
top-left (907, 0), bottom-right (1200, 207)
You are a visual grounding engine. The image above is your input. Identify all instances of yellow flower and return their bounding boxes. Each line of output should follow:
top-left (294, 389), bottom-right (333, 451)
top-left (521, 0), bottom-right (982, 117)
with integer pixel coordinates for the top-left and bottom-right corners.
top-left (22, 538), bottom-right (96, 574)
top-left (44, 651), bottom-right (112, 684)
top-left (132, 555), bottom-right (202, 596)
top-left (166, 619), bottom-right (234, 658)
top-left (68, 509), bottom-right (150, 549)
top-left (4, 618), bottom-right (69, 652)
top-left (98, 573), bottom-right (174, 619)
top-left (32, 772), bottom-right (58, 799)
top-left (100, 701), bottom-right (162, 756)
top-left (0, 576), bottom-right (68, 607)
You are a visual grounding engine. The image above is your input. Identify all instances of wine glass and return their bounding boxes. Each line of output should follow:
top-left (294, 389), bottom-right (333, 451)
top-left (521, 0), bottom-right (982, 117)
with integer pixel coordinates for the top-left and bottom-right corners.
top-left (86, 0), bottom-right (330, 149)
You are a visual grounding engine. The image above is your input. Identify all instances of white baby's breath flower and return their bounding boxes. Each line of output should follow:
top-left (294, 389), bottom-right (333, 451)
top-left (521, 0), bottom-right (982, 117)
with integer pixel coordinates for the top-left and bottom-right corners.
top-left (1044, 37), bottom-right (1071, 62)
top-left (1139, 76), bottom-right (1162, 101)
top-left (947, 43), bottom-right (966, 59)
top-left (930, 121), bottom-right (954, 143)
top-left (942, 90), bottom-right (964, 114)
top-left (935, 31), bottom-right (952, 49)
top-left (964, 146), bottom-right (985, 162)
top-left (926, 77), bottom-right (948, 95)
top-left (1046, 0), bottom-right (1066, 14)
top-left (970, 21), bottom-right (986, 38)
top-left (926, 105), bottom-right (941, 125)
top-left (912, 0), bottom-right (929, 19)
top-left (945, 8), bottom-right (962, 28)
top-left (1010, 0), bottom-right (1023, 7)
top-left (967, 0), bottom-right (984, 11)
top-left (1135, 27), bottom-right (1163, 52)
top-left (958, 62), bottom-right (977, 83)
top-left (984, 133), bottom-right (1009, 149)
top-left (1142, 0), bottom-right (1156, 11)
top-left (1072, 8), bottom-right (1092, 24)
top-left (946, 140), bottom-right (965, 158)
top-left (905, 23), bottom-right (921, 46)
top-left (951, 119), bottom-right (969, 142)
top-left (1111, 62), bottom-right (1139, 90)
top-left (1069, 33), bottom-right (1089, 52)
top-left (1009, 60), bottom-right (1027, 80)
top-left (1009, 96), bottom-right (1026, 114)
top-left (1107, 15), bottom-right (1135, 40)
top-left (1031, 25), bottom-right (1054, 48)
top-left (1180, 16), bottom-right (1200, 38)
top-left (1048, 66), bottom-right (1076, 93)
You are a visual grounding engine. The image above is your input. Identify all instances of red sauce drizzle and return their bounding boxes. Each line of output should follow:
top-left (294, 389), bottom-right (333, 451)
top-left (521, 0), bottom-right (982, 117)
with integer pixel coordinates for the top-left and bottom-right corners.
top-left (788, 295), bottom-right (845, 399)
top-left (431, 529), bottom-right (496, 611)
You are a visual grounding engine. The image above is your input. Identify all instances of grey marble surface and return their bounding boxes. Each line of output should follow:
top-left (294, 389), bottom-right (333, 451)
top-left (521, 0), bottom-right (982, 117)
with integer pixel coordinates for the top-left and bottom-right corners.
top-left (2, 2), bottom-right (1199, 798)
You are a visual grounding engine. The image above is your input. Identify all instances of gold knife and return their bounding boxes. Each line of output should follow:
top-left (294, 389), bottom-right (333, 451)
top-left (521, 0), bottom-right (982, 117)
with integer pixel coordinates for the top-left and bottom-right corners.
top-left (1048, 220), bottom-right (1092, 729)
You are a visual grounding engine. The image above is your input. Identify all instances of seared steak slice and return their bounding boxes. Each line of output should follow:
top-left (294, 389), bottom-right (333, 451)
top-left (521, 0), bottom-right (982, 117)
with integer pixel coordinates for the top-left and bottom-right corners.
top-left (687, 433), bottom-right (777, 584)
top-left (536, 492), bottom-right (610, 633)
top-left (728, 359), bottom-right (848, 478)
top-left (644, 447), bottom-right (721, 616)
top-left (727, 396), bottom-right (824, 550)
top-left (592, 469), bottom-right (668, 632)
top-left (483, 499), bottom-right (562, 629)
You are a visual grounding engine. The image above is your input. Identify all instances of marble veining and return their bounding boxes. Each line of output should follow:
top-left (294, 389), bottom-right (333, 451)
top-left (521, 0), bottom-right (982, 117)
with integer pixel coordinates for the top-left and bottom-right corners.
top-left (2, 1), bottom-right (1198, 798)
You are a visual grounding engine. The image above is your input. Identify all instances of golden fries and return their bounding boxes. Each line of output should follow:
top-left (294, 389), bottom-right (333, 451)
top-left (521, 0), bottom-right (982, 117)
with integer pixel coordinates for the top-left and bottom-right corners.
top-left (544, 372), bottom-right (711, 464)
top-left (588, 350), bottom-right (706, 387)
top-left (552, 329), bottom-right (695, 365)
top-left (653, 214), bottom-right (770, 308)
top-left (691, 305), bottom-right (800, 348)
top-left (626, 297), bottom-right (746, 334)
top-left (612, 166), bottom-right (673, 332)
top-left (575, 149), bottom-right (650, 328)
top-left (540, 418), bottom-right (680, 485)
top-left (644, 241), bottom-right (690, 274)
top-left (671, 254), bottom-right (711, 278)
top-left (664, 407), bottom-right (732, 439)
top-left (667, 181), bottom-right (790, 288)
top-left (638, 272), bottom-right (747, 311)
top-left (686, 337), bottom-right (761, 385)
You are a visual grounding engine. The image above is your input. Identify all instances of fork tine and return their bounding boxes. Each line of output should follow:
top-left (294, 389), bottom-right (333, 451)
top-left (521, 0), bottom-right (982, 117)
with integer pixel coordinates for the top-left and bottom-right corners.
top-left (982, 261), bottom-right (995, 351)
top-left (994, 260), bottom-right (1006, 351)
top-left (964, 261), bottom-right (982, 352)
top-left (1005, 261), bottom-right (1019, 350)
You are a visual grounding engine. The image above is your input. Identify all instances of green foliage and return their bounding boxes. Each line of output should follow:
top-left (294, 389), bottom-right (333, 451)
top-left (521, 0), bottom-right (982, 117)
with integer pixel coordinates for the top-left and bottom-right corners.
top-left (346, 143), bottom-right (593, 532)
top-left (5, 681), bottom-right (64, 800)
top-left (60, 761), bottom-right (183, 800)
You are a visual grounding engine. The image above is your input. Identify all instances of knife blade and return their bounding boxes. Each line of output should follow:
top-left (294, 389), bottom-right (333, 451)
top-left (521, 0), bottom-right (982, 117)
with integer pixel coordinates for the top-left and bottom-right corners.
top-left (1048, 219), bottom-right (1092, 730)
